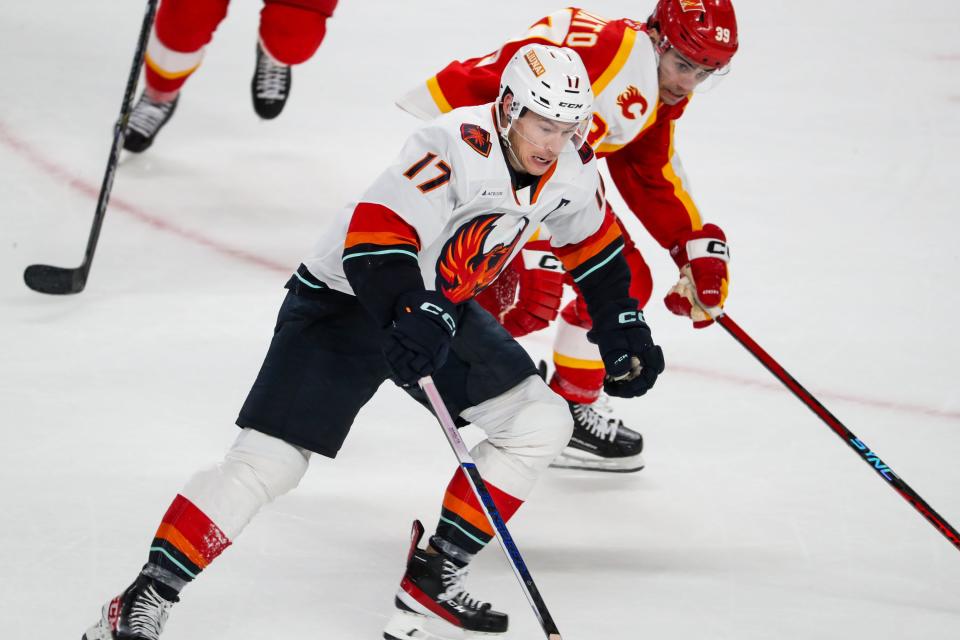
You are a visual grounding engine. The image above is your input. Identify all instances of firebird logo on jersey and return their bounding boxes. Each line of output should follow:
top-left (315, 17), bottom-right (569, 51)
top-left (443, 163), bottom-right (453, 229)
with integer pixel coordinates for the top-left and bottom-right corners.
top-left (460, 123), bottom-right (492, 157)
top-left (616, 86), bottom-right (649, 120)
top-left (679, 0), bottom-right (706, 13)
top-left (436, 215), bottom-right (528, 303)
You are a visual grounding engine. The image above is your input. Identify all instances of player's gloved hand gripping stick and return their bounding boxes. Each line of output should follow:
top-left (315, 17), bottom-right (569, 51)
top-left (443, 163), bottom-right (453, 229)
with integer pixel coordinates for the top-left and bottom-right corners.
top-left (586, 301), bottom-right (664, 398)
top-left (419, 376), bottom-right (563, 640)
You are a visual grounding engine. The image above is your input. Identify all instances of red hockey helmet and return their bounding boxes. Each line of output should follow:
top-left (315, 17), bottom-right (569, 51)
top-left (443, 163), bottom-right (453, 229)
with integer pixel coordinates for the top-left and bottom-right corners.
top-left (647, 0), bottom-right (739, 69)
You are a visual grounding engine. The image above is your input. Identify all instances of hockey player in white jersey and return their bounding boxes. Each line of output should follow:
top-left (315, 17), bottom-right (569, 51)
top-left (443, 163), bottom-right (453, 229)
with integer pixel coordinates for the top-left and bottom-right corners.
top-left (82, 44), bottom-right (663, 640)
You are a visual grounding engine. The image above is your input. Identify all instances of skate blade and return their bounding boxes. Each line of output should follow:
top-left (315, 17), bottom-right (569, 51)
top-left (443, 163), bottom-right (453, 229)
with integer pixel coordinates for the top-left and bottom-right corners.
top-left (81, 621), bottom-right (111, 640)
top-left (549, 450), bottom-right (645, 473)
top-left (81, 604), bottom-right (114, 640)
top-left (383, 609), bottom-right (502, 640)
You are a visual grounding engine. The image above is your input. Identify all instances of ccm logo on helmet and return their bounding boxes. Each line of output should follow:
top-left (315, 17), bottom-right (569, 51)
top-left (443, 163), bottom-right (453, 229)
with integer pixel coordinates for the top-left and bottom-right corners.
top-left (559, 102), bottom-right (584, 109)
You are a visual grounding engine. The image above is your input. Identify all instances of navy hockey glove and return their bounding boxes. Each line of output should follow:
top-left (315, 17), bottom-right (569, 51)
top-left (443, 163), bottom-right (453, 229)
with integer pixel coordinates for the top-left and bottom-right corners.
top-left (586, 301), bottom-right (665, 398)
top-left (384, 290), bottom-right (457, 387)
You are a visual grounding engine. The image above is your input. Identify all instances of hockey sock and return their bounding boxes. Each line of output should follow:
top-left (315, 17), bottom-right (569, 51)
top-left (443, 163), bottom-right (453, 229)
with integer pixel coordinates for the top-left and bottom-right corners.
top-left (433, 467), bottom-right (523, 561)
top-left (550, 303), bottom-right (604, 403)
top-left (549, 362), bottom-right (605, 404)
top-left (145, 494), bottom-right (231, 596)
top-left (259, 0), bottom-right (338, 66)
top-left (145, 0), bottom-right (229, 94)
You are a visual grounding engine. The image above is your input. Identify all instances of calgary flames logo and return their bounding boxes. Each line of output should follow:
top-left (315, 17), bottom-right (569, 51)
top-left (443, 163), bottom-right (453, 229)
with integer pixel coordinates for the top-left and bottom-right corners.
top-left (436, 215), bottom-right (528, 303)
top-left (616, 85), bottom-right (649, 120)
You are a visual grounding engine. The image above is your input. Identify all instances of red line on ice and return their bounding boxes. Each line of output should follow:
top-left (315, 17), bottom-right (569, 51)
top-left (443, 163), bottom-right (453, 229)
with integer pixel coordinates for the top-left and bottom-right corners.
top-left (0, 120), bottom-right (289, 274)
top-left (668, 363), bottom-right (960, 422)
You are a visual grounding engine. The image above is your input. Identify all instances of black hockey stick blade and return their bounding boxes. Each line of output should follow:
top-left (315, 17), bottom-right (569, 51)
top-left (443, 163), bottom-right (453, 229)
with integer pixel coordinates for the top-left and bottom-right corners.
top-left (23, 264), bottom-right (87, 295)
top-left (23, 0), bottom-right (158, 296)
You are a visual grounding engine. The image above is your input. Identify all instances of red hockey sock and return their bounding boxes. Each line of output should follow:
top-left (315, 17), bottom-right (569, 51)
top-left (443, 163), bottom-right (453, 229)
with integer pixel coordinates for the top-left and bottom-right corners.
top-left (259, 0), bottom-right (338, 65)
top-left (145, 0), bottom-right (230, 94)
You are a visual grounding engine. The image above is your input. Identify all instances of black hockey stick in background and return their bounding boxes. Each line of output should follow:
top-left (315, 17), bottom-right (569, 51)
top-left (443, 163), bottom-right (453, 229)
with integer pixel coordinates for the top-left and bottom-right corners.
top-left (419, 376), bottom-right (563, 640)
top-left (23, 0), bottom-right (158, 295)
top-left (714, 312), bottom-right (960, 553)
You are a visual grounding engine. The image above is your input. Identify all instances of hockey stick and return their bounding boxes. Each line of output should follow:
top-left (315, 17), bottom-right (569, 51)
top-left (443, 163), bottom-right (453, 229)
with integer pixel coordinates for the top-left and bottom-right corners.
top-left (419, 376), bottom-right (563, 640)
top-left (713, 312), bottom-right (960, 553)
top-left (23, 0), bottom-right (159, 295)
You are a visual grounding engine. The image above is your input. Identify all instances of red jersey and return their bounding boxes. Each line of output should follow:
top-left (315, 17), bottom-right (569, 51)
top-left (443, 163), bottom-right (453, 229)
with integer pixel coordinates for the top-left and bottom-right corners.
top-left (396, 7), bottom-right (706, 251)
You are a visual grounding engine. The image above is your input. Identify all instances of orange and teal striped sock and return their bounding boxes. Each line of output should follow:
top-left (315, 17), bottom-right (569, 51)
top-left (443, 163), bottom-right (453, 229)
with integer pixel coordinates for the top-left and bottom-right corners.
top-left (431, 467), bottom-right (523, 564)
top-left (144, 494), bottom-right (231, 594)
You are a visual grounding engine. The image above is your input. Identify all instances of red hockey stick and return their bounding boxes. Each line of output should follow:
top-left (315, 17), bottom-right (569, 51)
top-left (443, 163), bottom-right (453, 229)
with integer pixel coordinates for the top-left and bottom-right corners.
top-left (714, 312), bottom-right (960, 552)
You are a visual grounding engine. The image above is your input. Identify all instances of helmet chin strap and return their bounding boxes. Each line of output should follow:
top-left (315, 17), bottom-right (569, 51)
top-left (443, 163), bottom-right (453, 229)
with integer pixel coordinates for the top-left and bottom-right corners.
top-left (496, 99), bottom-right (527, 173)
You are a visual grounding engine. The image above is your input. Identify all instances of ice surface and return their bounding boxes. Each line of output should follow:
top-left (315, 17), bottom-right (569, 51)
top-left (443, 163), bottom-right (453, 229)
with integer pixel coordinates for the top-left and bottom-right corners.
top-left (2, 1), bottom-right (958, 638)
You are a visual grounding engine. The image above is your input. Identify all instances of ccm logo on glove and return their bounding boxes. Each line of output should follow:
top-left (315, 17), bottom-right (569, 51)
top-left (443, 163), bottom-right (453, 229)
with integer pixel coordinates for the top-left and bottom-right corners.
top-left (665, 223), bottom-right (730, 328)
top-left (419, 301), bottom-right (457, 334)
top-left (384, 290), bottom-right (458, 386)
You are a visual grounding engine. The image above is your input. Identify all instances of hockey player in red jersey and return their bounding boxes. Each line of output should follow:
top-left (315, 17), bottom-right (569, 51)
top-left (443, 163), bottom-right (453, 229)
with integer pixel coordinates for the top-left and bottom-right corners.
top-left (398, 0), bottom-right (738, 472)
top-left (81, 45), bottom-right (664, 640)
top-left (123, 0), bottom-right (338, 153)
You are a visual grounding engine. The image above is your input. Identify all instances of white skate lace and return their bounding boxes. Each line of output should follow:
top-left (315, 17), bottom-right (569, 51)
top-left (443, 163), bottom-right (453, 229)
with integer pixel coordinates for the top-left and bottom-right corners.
top-left (255, 51), bottom-right (289, 100)
top-left (439, 561), bottom-right (489, 610)
top-left (126, 585), bottom-right (172, 640)
top-left (572, 402), bottom-right (620, 442)
top-left (127, 97), bottom-right (174, 137)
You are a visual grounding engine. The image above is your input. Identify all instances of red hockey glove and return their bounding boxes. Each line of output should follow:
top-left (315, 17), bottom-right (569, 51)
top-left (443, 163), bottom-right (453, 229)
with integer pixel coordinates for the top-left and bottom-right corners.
top-left (499, 243), bottom-right (566, 337)
top-left (664, 223), bottom-right (730, 329)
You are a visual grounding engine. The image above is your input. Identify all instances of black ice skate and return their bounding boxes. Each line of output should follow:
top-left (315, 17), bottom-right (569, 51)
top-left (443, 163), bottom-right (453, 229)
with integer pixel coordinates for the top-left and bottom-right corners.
top-left (123, 92), bottom-right (179, 153)
top-left (82, 574), bottom-right (177, 640)
top-left (383, 520), bottom-right (508, 640)
top-left (251, 42), bottom-right (291, 119)
top-left (550, 398), bottom-right (645, 473)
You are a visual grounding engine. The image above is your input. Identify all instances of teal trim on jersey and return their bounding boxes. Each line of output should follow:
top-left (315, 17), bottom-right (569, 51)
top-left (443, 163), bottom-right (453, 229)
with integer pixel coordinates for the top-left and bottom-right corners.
top-left (294, 271), bottom-right (324, 289)
top-left (149, 547), bottom-right (198, 579)
top-left (438, 515), bottom-right (488, 545)
top-left (572, 244), bottom-right (624, 283)
top-left (341, 249), bottom-right (419, 262)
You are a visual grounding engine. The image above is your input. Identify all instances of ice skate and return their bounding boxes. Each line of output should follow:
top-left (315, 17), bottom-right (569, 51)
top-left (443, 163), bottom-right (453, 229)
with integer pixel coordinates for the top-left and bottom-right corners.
top-left (550, 396), bottom-right (645, 472)
top-left (383, 521), bottom-right (507, 640)
top-left (123, 92), bottom-right (178, 153)
top-left (251, 42), bottom-right (291, 119)
top-left (82, 574), bottom-right (177, 640)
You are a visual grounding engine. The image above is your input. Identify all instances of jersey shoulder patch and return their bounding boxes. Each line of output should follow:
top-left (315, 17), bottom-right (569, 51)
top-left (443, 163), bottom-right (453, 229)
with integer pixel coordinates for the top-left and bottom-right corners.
top-left (577, 141), bottom-right (595, 164)
top-left (460, 123), bottom-right (492, 157)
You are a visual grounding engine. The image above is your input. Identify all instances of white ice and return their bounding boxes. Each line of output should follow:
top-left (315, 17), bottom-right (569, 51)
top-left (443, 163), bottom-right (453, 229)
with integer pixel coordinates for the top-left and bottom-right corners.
top-left (2, 1), bottom-right (959, 638)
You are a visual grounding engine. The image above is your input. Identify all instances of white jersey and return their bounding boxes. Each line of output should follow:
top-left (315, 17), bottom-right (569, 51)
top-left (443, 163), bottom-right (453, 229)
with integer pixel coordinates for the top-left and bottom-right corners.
top-left (301, 104), bottom-right (609, 304)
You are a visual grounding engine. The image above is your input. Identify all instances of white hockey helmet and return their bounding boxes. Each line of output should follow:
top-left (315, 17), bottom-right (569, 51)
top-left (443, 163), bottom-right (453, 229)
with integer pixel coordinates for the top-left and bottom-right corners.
top-left (497, 44), bottom-right (593, 149)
